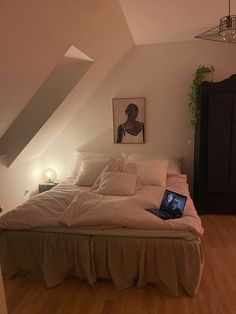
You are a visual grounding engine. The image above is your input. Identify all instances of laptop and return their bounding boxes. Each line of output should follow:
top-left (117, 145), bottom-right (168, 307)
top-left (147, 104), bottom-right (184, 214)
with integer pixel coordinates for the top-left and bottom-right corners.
top-left (145, 189), bottom-right (187, 220)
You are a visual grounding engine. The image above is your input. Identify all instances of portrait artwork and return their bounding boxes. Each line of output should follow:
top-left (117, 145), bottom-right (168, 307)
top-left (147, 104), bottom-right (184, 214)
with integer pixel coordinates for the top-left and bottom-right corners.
top-left (113, 97), bottom-right (145, 144)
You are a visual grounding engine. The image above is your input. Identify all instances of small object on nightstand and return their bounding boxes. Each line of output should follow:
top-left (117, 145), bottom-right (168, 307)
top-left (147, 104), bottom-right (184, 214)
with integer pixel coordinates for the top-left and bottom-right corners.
top-left (39, 183), bottom-right (58, 193)
top-left (42, 168), bottom-right (57, 183)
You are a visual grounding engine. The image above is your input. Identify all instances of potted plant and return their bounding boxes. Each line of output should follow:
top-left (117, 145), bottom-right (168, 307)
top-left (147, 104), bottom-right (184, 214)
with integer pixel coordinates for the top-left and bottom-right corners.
top-left (188, 64), bottom-right (214, 127)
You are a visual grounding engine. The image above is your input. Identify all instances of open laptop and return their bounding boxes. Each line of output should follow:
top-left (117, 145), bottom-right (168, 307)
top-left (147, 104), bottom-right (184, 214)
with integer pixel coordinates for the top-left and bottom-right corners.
top-left (145, 189), bottom-right (187, 220)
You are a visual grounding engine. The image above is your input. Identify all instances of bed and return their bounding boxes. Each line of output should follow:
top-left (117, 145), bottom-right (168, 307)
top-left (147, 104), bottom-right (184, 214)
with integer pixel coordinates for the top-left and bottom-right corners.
top-left (0, 152), bottom-right (204, 296)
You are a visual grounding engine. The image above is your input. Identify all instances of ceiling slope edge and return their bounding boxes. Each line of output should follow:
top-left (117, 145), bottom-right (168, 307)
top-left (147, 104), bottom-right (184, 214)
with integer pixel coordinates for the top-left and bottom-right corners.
top-left (0, 46), bottom-right (94, 167)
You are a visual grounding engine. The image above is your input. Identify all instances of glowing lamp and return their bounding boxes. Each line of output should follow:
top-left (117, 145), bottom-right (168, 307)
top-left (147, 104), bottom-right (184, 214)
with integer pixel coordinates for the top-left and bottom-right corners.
top-left (42, 168), bottom-right (57, 183)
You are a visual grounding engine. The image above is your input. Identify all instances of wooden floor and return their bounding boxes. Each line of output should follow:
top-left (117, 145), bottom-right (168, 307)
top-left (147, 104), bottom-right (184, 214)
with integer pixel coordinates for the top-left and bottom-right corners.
top-left (3, 215), bottom-right (236, 314)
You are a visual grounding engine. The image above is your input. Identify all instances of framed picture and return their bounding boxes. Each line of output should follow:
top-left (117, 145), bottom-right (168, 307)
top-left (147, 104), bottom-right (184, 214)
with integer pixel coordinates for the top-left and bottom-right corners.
top-left (113, 97), bottom-right (145, 144)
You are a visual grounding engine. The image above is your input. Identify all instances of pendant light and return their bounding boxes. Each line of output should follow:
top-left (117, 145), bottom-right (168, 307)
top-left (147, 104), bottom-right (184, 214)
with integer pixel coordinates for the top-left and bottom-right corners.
top-left (196, 0), bottom-right (236, 43)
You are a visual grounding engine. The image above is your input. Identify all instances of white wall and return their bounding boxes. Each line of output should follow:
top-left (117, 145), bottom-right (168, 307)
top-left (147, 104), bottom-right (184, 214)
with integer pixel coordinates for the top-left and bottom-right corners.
top-left (2, 40), bottom-right (236, 211)
top-left (0, 0), bottom-right (134, 212)
top-left (0, 158), bottom-right (41, 213)
top-left (41, 40), bottom-right (236, 190)
top-left (0, 0), bottom-right (134, 163)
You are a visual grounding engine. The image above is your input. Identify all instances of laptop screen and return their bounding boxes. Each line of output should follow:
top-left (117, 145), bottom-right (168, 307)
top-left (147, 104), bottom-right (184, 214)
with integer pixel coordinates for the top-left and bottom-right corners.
top-left (159, 190), bottom-right (187, 218)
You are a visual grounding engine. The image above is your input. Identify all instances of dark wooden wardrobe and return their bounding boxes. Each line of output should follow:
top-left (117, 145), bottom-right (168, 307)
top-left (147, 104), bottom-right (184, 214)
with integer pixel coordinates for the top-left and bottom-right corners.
top-left (194, 74), bottom-right (236, 214)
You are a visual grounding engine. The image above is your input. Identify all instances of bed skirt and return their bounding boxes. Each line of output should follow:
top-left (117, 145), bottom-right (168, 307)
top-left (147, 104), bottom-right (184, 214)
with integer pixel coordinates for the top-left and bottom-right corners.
top-left (0, 230), bottom-right (203, 296)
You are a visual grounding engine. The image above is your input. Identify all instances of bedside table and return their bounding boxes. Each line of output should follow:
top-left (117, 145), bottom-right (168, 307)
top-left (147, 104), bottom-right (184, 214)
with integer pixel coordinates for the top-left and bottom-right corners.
top-left (39, 183), bottom-right (58, 193)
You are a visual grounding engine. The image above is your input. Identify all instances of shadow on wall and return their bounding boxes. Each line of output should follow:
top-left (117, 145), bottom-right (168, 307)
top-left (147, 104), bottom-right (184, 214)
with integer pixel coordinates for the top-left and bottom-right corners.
top-left (0, 48), bottom-right (93, 167)
top-left (75, 128), bottom-right (116, 153)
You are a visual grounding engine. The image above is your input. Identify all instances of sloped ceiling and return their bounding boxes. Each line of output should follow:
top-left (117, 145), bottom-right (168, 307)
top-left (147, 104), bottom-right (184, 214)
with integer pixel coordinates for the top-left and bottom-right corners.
top-left (0, 0), bottom-right (134, 165)
top-left (0, 47), bottom-right (93, 166)
top-left (119, 0), bottom-right (236, 44)
top-left (2, 0), bottom-right (236, 166)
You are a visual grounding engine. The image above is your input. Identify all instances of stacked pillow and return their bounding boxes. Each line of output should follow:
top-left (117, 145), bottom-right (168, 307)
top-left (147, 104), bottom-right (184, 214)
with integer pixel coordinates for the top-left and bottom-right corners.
top-left (97, 171), bottom-right (138, 196)
top-left (92, 158), bottom-right (123, 189)
top-left (132, 159), bottom-right (169, 187)
top-left (70, 152), bottom-right (122, 179)
top-left (122, 152), bottom-right (182, 176)
top-left (94, 159), bottom-right (140, 196)
top-left (71, 151), bottom-right (182, 196)
top-left (75, 159), bottom-right (111, 187)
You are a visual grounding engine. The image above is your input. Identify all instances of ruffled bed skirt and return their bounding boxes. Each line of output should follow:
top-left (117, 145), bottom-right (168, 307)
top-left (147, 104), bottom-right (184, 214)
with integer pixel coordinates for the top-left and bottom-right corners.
top-left (0, 230), bottom-right (203, 296)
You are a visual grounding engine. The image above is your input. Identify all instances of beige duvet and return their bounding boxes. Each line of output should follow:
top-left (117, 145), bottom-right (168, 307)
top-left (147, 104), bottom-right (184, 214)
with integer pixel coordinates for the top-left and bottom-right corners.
top-left (0, 174), bottom-right (203, 239)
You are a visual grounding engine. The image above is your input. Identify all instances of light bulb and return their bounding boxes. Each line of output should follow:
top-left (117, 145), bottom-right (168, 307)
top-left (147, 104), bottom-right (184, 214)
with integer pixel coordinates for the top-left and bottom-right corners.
top-left (42, 168), bottom-right (57, 183)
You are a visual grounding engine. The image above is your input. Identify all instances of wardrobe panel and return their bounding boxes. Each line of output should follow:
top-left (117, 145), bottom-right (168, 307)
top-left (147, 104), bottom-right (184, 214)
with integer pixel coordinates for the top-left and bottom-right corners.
top-left (207, 95), bottom-right (232, 192)
top-left (194, 74), bottom-right (236, 214)
top-left (229, 102), bottom-right (236, 189)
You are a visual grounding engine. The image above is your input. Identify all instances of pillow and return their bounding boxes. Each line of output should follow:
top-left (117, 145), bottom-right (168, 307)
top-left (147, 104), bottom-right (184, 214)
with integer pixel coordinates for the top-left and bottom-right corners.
top-left (122, 152), bottom-right (181, 175)
top-left (70, 152), bottom-right (122, 179)
top-left (122, 162), bottom-right (142, 190)
top-left (92, 159), bottom-right (122, 190)
top-left (97, 172), bottom-right (138, 196)
top-left (132, 159), bottom-right (169, 186)
top-left (75, 159), bottom-right (110, 186)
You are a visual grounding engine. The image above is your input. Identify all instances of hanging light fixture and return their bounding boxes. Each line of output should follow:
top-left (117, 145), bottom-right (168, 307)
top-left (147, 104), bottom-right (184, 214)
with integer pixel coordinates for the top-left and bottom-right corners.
top-left (196, 0), bottom-right (236, 43)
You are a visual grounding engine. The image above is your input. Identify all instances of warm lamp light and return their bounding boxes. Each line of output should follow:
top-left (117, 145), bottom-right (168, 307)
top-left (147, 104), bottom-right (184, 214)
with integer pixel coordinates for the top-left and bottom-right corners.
top-left (42, 168), bottom-right (57, 183)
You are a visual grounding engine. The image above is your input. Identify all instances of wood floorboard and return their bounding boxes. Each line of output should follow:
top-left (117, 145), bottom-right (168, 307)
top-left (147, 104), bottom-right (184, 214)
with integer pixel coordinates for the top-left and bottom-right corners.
top-left (3, 214), bottom-right (236, 314)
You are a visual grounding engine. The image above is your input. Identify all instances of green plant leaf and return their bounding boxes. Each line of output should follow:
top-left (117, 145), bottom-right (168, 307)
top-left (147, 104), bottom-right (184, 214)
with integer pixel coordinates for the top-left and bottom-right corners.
top-left (188, 64), bottom-right (214, 128)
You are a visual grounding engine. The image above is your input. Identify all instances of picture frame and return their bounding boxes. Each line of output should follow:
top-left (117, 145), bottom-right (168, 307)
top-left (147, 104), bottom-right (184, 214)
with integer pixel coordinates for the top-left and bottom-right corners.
top-left (112, 97), bottom-right (145, 144)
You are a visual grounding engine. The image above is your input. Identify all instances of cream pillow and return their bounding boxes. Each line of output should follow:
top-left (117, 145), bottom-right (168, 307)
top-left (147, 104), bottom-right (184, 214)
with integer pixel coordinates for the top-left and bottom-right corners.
top-left (70, 152), bottom-right (122, 179)
top-left (122, 152), bottom-right (181, 175)
top-left (133, 159), bottom-right (169, 186)
top-left (122, 162), bottom-right (142, 190)
top-left (97, 172), bottom-right (138, 196)
top-left (92, 159), bottom-right (122, 190)
top-left (75, 159), bottom-right (110, 186)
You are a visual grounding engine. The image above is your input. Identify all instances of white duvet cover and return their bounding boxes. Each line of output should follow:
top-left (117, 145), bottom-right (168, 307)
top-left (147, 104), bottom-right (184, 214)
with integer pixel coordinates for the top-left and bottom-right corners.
top-left (0, 175), bottom-right (203, 237)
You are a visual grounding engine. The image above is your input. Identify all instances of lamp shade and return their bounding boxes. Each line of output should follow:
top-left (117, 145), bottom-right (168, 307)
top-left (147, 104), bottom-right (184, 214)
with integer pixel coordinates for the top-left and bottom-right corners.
top-left (42, 168), bottom-right (57, 183)
top-left (196, 0), bottom-right (236, 43)
top-left (219, 15), bottom-right (236, 42)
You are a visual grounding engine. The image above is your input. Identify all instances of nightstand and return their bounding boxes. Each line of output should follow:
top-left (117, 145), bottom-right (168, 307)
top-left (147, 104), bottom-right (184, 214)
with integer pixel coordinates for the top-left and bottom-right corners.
top-left (39, 183), bottom-right (58, 193)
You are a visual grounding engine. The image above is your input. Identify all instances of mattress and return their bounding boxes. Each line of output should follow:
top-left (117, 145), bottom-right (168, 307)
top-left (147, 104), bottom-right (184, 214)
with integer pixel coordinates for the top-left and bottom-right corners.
top-left (31, 226), bottom-right (199, 240)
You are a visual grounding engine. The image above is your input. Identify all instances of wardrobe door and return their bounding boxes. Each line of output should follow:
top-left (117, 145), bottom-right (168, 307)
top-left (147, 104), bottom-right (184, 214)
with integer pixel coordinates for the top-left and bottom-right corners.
top-left (230, 102), bottom-right (236, 189)
top-left (207, 95), bottom-right (233, 192)
top-left (204, 94), bottom-right (236, 212)
top-left (194, 75), bottom-right (236, 214)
